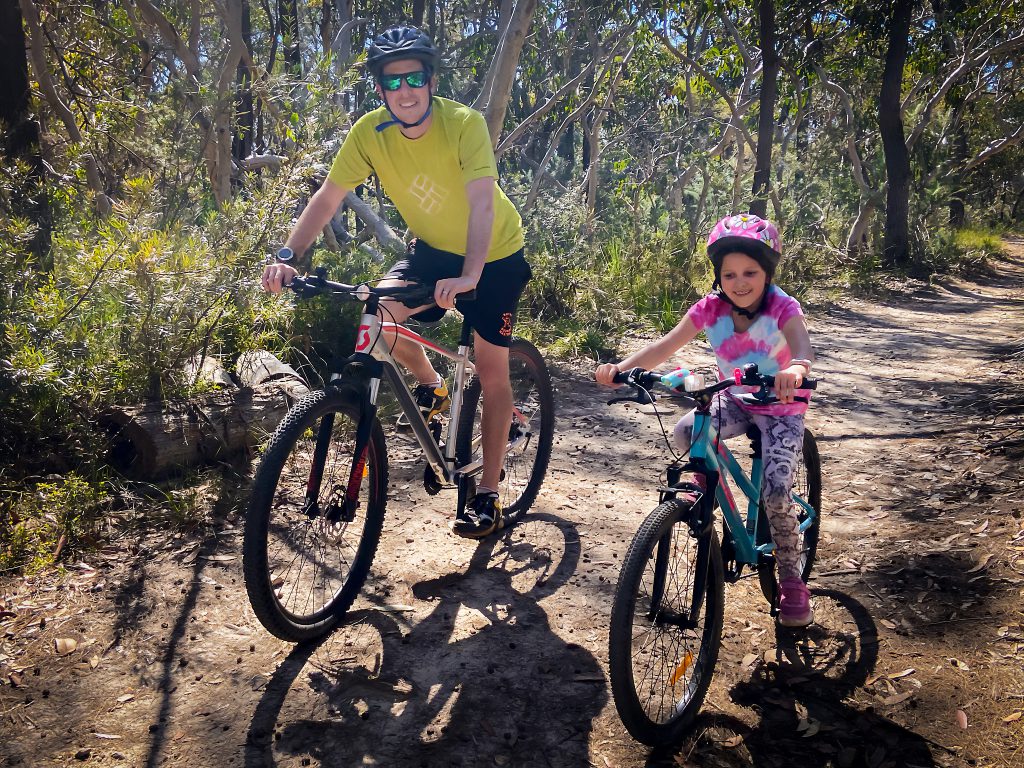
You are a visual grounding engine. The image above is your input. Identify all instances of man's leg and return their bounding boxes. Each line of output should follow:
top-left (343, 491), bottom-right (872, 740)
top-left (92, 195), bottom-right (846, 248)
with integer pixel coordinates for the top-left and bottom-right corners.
top-left (451, 332), bottom-right (510, 538)
top-left (376, 278), bottom-right (442, 385)
top-left (472, 333), bottom-right (512, 492)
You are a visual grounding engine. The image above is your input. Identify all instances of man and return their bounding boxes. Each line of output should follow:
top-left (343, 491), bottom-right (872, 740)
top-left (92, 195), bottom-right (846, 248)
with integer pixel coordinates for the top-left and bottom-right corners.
top-left (261, 25), bottom-right (531, 538)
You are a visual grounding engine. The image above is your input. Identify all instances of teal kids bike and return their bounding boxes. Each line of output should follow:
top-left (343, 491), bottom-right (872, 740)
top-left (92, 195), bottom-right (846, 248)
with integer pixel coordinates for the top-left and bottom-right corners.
top-left (606, 364), bottom-right (821, 746)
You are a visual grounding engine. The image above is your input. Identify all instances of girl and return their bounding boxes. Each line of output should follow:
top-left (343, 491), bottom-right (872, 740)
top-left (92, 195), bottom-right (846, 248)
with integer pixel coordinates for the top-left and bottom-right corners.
top-left (595, 214), bottom-right (816, 627)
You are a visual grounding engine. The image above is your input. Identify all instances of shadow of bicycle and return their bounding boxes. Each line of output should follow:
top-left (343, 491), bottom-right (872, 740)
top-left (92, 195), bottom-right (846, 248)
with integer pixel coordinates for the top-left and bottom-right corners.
top-left (640, 588), bottom-right (952, 768)
top-left (244, 511), bottom-right (608, 767)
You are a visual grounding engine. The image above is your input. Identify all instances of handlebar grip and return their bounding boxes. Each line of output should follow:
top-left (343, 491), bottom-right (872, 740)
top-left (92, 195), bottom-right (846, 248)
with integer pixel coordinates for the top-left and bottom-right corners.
top-left (761, 374), bottom-right (818, 390)
top-left (612, 367), bottom-right (661, 388)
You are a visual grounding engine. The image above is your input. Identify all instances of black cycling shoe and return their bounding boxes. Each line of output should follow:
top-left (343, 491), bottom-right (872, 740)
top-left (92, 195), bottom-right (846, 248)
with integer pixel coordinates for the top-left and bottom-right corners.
top-left (452, 492), bottom-right (502, 538)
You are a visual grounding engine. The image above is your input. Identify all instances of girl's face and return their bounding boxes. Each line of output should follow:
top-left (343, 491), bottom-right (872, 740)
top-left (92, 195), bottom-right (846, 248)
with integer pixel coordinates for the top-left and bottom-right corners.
top-left (719, 251), bottom-right (768, 311)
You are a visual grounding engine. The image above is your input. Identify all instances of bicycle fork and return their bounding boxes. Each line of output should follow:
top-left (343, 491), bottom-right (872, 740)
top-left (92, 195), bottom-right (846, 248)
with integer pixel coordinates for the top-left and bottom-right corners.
top-left (648, 469), bottom-right (718, 631)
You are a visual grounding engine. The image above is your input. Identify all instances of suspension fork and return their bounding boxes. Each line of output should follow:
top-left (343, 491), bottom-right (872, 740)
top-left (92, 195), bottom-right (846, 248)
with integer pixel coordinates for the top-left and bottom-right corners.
top-left (337, 384), bottom-right (377, 521)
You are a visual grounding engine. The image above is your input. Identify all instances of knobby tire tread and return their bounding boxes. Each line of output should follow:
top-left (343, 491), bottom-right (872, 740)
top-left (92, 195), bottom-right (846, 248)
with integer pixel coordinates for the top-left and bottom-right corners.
top-left (455, 338), bottom-right (554, 517)
top-left (609, 498), bottom-right (725, 746)
top-left (243, 387), bottom-right (388, 642)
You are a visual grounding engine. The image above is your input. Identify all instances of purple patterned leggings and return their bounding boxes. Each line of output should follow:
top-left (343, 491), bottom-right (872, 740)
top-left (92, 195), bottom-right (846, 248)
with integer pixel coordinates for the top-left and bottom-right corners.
top-left (673, 395), bottom-right (806, 581)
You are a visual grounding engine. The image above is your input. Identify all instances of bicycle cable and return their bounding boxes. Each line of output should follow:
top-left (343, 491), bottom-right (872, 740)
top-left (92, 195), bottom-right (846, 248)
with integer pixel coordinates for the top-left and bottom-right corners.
top-left (634, 381), bottom-right (686, 464)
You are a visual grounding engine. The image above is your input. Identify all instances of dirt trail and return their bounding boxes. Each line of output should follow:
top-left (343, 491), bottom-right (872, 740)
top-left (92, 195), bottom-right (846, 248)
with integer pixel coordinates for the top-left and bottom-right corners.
top-left (3, 243), bottom-right (1024, 768)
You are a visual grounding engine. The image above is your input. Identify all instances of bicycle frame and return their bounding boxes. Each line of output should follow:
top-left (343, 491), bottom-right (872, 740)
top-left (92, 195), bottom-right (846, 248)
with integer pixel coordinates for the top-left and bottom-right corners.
top-left (683, 409), bottom-right (818, 571)
top-left (344, 301), bottom-right (478, 490)
top-left (289, 273), bottom-right (543, 520)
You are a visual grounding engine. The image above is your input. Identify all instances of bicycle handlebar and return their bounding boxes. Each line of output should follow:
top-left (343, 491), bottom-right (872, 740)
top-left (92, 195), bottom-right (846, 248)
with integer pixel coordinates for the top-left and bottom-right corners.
top-left (285, 269), bottom-right (477, 308)
top-left (610, 363), bottom-right (818, 407)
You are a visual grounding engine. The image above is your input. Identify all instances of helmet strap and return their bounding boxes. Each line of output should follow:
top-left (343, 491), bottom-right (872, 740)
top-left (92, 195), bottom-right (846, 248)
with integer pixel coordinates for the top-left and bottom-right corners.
top-left (712, 281), bottom-right (769, 320)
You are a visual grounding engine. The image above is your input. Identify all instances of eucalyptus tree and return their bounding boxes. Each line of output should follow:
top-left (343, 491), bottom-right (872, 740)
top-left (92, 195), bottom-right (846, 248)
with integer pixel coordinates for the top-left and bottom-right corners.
top-left (1, 0), bottom-right (50, 264)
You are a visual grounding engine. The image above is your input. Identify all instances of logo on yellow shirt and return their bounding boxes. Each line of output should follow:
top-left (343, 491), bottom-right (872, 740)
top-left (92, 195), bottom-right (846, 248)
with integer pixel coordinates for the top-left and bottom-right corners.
top-left (409, 174), bottom-right (448, 214)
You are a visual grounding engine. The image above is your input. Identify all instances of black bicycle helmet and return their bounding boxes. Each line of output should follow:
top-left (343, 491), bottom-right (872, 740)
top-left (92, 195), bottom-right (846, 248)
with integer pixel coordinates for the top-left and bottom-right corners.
top-left (366, 26), bottom-right (440, 78)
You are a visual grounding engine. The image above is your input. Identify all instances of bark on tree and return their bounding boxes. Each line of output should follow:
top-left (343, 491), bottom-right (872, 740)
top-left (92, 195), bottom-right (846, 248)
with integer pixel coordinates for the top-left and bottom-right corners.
top-left (19, 0), bottom-right (109, 216)
top-left (99, 352), bottom-right (309, 479)
top-left (278, 0), bottom-right (302, 76)
top-left (232, 0), bottom-right (254, 169)
top-left (750, 0), bottom-right (778, 218)
top-left (472, 0), bottom-right (538, 147)
top-left (0, 0), bottom-right (50, 265)
top-left (879, 0), bottom-right (914, 268)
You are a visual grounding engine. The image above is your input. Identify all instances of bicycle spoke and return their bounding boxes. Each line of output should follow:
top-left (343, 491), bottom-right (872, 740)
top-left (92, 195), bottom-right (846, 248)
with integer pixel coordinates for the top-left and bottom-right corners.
top-left (244, 389), bottom-right (389, 641)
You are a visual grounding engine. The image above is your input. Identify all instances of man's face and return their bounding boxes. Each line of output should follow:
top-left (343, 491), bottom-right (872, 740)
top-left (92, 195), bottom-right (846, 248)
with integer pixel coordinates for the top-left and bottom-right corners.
top-left (376, 59), bottom-right (434, 125)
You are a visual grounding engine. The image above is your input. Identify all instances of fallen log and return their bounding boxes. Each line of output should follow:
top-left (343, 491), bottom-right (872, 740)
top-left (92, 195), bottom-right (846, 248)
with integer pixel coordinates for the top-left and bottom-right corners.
top-left (99, 351), bottom-right (310, 479)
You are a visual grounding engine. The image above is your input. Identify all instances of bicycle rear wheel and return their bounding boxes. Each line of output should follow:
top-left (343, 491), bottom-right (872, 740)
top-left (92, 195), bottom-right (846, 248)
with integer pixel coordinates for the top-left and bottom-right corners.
top-left (608, 498), bottom-right (725, 746)
top-left (243, 387), bottom-right (388, 642)
top-left (757, 428), bottom-right (823, 604)
top-left (455, 338), bottom-right (554, 522)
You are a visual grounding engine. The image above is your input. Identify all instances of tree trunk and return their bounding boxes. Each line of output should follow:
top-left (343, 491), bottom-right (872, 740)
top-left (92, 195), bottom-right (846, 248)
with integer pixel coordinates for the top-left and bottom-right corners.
top-left (99, 352), bottom-right (309, 479)
top-left (472, 0), bottom-right (538, 147)
top-left (879, 0), bottom-right (914, 268)
top-left (278, 0), bottom-right (302, 76)
top-left (412, 0), bottom-right (426, 27)
top-left (0, 0), bottom-right (50, 265)
top-left (847, 198), bottom-right (878, 255)
top-left (232, 0), bottom-right (254, 169)
top-left (732, 133), bottom-right (746, 214)
top-left (750, 0), bottom-right (778, 218)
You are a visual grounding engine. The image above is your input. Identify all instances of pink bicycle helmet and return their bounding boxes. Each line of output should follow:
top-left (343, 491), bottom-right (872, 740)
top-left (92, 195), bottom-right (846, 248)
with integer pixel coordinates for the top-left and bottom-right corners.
top-left (706, 214), bottom-right (782, 278)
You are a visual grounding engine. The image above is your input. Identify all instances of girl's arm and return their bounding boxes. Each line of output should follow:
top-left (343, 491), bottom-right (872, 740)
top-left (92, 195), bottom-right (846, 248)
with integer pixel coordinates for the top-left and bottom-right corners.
top-left (595, 315), bottom-right (699, 385)
top-left (775, 315), bottom-right (815, 403)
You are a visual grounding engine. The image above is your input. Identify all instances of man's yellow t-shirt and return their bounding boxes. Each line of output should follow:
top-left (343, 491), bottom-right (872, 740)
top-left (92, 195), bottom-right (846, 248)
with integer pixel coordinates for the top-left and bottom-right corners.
top-left (327, 97), bottom-right (524, 262)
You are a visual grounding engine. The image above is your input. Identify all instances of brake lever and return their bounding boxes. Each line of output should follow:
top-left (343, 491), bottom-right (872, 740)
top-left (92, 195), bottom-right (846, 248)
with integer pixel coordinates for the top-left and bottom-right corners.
top-left (607, 387), bottom-right (655, 406)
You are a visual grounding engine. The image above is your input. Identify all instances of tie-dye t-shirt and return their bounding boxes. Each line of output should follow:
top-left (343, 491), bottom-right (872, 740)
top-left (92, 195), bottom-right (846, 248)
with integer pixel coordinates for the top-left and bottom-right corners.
top-left (685, 285), bottom-right (810, 415)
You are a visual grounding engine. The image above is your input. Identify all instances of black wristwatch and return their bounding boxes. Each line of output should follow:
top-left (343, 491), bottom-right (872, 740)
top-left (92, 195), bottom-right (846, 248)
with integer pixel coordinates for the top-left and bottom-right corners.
top-left (276, 246), bottom-right (295, 262)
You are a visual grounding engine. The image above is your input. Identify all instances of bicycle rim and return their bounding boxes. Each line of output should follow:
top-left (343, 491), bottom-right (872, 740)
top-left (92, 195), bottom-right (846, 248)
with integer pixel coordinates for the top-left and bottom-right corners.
top-left (609, 499), bottom-right (725, 746)
top-left (243, 388), bottom-right (388, 641)
top-left (456, 338), bottom-right (554, 518)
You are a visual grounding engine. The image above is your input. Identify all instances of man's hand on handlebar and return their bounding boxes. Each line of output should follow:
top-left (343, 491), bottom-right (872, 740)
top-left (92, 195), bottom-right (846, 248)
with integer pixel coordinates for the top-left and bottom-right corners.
top-left (262, 262), bottom-right (298, 294)
top-left (434, 275), bottom-right (478, 310)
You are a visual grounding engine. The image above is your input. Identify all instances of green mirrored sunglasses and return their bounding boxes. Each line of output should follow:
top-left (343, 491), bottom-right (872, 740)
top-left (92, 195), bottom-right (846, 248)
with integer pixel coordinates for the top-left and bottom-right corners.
top-left (379, 70), bottom-right (430, 91)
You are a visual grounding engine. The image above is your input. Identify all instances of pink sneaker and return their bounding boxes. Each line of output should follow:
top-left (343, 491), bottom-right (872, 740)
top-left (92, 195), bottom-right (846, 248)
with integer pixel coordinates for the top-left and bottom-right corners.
top-left (778, 578), bottom-right (813, 627)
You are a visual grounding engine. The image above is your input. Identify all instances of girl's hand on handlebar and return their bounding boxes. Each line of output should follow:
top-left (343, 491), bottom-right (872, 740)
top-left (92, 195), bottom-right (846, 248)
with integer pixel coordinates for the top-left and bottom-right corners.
top-left (773, 365), bottom-right (804, 404)
top-left (262, 262), bottom-right (298, 294)
top-left (434, 276), bottom-right (478, 310)
top-left (594, 363), bottom-right (621, 386)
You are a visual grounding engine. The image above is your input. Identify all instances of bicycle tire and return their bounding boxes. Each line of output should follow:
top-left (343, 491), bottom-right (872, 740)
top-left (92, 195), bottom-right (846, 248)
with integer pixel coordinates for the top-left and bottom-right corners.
top-left (455, 338), bottom-right (554, 521)
top-left (608, 498), bottom-right (725, 746)
top-left (757, 428), bottom-right (823, 604)
top-left (243, 387), bottom-right (388, 642)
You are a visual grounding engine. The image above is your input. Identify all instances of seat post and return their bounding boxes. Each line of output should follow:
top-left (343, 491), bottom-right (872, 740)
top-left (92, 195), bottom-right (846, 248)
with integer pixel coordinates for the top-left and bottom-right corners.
top-left (458, 314), bottom-right (474, 347)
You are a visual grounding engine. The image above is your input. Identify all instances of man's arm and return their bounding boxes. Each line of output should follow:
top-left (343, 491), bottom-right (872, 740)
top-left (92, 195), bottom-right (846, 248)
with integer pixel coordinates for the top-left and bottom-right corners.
top-left (434, 176), bottom-right (494, 309)
top-left (262, 179), bottom-right (349, 293)
top-left (286, 179), bottom-right (349, 255)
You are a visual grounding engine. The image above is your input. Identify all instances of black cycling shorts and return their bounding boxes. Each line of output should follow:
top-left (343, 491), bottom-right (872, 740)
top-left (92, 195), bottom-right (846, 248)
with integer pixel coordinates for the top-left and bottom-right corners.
top-left (384, 240), bottom-right (532, 348)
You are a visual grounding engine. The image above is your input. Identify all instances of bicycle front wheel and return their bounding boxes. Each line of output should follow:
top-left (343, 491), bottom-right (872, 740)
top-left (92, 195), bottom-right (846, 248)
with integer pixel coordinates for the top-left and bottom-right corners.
top-left (757, 427), bottom-right (823, 604)
top-left (608, 498), bottom-right (725, 746)
top-left (455, 338), bottom-right (554, 520)
top-left (243, 387), bottom-right (388, 642)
